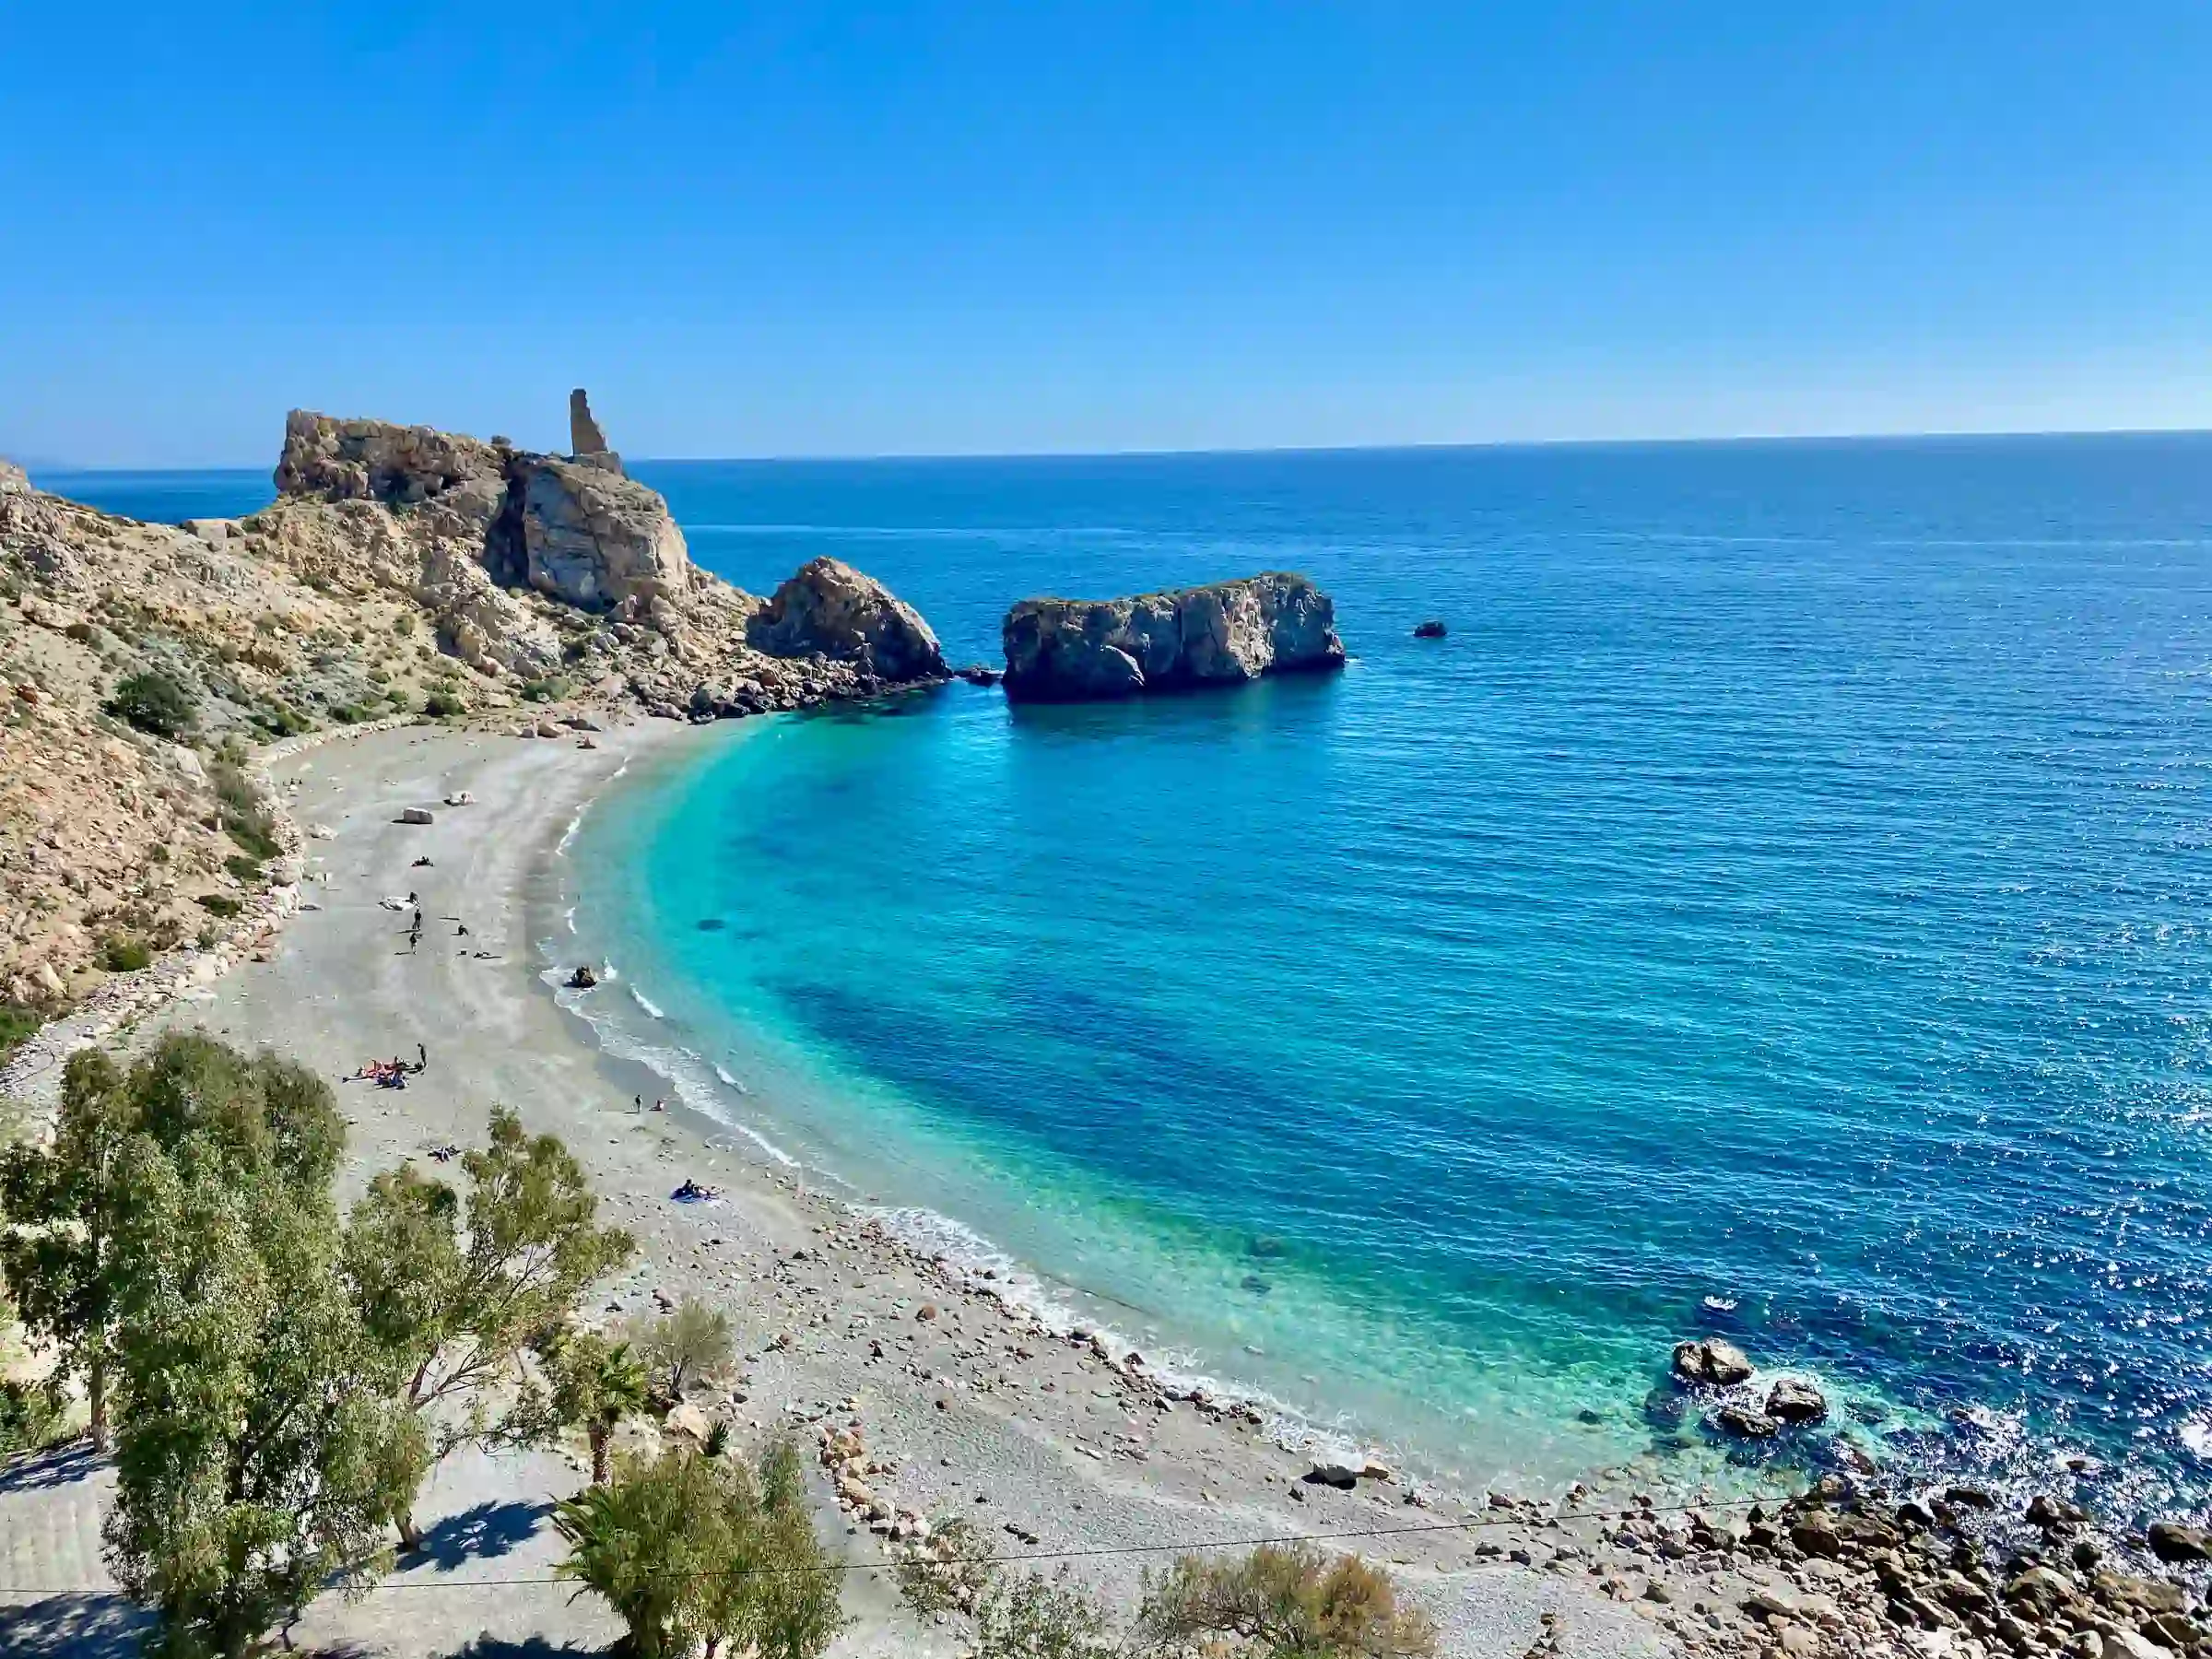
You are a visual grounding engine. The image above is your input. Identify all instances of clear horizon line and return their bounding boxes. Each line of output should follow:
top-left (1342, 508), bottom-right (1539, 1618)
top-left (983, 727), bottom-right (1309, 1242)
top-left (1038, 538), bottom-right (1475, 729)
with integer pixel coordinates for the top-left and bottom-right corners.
top-left (20, 419), bottom-right (2212, 476)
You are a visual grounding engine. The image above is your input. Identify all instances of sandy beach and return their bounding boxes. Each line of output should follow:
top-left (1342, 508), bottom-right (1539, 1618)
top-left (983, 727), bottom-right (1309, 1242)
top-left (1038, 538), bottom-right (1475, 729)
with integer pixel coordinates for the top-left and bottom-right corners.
top-left (241, 719), bottom-right (1701, 1655)
top-left (6, 714), bottom-right (1868, 1657)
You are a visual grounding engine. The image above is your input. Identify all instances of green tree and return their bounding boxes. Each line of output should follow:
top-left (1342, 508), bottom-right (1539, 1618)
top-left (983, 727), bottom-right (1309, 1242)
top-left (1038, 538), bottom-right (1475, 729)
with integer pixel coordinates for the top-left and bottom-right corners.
top-left (541, 1326), bottom-right (651, 1485)
top-left (345, 1107), bottom-right (632, 1546)
top-left (1134, 1544), bottom-right (1436, 1659)
top-left (106, 669), bottom-right (195, 740)
top-left (706, 1439), bottom-right (845, 1659)
top-left (100, 1040), bottom-right (427, 1658)
top-left (554, 1442), bottom-right (844, 1659)
top-left (634, 1296), bottom-right (735, 1399)
top-left (0, 1050), bottom-right (137, 1449)
top-left (554, 1446), bottom-right (730, 1659)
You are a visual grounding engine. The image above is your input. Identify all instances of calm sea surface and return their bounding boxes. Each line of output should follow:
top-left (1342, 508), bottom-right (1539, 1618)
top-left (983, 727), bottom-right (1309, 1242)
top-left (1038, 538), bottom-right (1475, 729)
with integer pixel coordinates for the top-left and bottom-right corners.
top-left (55, 437), bottom-right (2212, 1517)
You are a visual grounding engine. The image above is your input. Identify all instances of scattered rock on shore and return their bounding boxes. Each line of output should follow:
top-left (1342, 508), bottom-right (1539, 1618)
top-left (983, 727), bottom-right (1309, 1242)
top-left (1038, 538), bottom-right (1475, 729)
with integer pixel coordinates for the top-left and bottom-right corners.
top-left (566, 965), bottom-right (598, 989)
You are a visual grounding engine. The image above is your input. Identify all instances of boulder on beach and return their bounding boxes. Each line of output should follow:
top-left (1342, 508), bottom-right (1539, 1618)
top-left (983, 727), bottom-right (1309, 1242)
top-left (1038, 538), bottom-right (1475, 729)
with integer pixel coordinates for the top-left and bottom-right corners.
top-left (1000, 572), bottom-right (1345, 701)
top-left (1304, 1463), bottom-right (1359, 1489)
top-left (399, 806), bottom-right (435, 826)
top-left (1672, 1337), bottom-right (1755, 1387)
top-left (566, 965), bottom-right (598, 989)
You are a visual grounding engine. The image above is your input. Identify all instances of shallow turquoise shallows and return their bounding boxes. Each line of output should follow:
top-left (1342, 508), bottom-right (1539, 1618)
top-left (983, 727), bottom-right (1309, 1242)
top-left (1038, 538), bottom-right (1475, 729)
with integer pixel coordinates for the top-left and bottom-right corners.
top-left (64, 438), bottom-right (2212, 1516)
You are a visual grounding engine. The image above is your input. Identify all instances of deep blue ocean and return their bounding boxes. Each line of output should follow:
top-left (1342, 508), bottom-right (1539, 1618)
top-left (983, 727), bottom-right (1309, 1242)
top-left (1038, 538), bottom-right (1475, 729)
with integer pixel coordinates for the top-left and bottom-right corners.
top-left (50, 435), bottom-right (2212, 1519)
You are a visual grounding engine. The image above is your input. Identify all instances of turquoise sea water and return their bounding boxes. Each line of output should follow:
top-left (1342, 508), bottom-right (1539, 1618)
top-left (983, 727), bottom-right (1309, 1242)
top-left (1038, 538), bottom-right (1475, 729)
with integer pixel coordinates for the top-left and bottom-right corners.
top-left (57, 438), bottom-right (2212, 1520)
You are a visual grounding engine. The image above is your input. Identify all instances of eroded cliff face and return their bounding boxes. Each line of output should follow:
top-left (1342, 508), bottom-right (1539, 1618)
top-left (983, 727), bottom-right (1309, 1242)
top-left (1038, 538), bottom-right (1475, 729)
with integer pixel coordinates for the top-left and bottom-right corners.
top-left (1000, 572), bottom-right (1345, 700)
top-left (265, 404), bottom-right (950, 717)
top-left (276, 408), bottom-right (691, 617)
top-left (0, 400), bottom-right (948, 1014)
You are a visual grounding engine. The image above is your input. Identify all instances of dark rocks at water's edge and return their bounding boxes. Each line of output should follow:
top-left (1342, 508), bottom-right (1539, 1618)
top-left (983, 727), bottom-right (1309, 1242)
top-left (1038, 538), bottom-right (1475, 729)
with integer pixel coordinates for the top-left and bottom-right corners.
top-left (999, 572), bottom-right (1345, 701)
top-left (956, 663), bottom-right (1003, 687)
top-left (1765, 1376), bottom-right (1829, 1425)
top-left (1673, 1337), bottom-right (1756, 1387)
top-left (1648, 1334), bottom-right (2212, 1657)
top-left (1413, 618), bottom-right (1447, 638)
top-left (2150, 1522), bottom-right (2212, 1565)
top-left (566, 965), bottom-right (598, 990)
top-left (1688, 1479), bottom-right (2212, 1659)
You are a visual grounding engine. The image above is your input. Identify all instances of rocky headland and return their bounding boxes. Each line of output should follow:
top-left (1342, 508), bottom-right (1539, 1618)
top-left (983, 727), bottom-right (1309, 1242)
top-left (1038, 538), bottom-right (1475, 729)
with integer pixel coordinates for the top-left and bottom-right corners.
top-left (999, 571), bottom-right (1345, 700)
top-left (0, 394), bottom-right (944, 1023)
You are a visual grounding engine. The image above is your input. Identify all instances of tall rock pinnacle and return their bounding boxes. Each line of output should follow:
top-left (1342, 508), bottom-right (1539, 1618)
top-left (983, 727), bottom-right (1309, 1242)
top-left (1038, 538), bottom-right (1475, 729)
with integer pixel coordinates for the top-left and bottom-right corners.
top-left (570, 388), bottom-right (612, 460)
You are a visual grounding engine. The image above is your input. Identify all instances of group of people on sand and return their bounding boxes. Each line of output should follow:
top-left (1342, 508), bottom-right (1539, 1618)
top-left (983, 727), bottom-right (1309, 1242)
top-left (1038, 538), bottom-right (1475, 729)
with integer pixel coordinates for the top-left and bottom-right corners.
top-left (350, 1043), bottom-right (429, 1088)
top-left (671, 1178), bottom-right (723, 1203)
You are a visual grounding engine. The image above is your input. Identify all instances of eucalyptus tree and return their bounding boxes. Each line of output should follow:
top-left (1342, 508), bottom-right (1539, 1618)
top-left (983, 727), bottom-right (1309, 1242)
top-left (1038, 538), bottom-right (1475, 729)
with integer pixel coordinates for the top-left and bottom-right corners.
top-left (97, 1035), bottom-right (425, 1658)
top-left (0, 1050), bottom-right (137, 1449)
top-left (344, 1105), bottom-right (633, 1546)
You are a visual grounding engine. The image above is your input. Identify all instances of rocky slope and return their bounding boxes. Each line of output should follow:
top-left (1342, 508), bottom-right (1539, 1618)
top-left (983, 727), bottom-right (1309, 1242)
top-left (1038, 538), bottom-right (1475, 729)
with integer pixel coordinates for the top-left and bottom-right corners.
top-left (0, 399), bottom-right (945, 1023)
top-left (1000, 571), bottom-right (1344, 700)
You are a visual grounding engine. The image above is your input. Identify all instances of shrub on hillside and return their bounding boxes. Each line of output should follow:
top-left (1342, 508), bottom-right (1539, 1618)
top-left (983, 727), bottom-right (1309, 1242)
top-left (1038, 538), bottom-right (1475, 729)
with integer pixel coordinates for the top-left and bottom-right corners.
top-left (0, 1003), bottom-right (42, 1057)
top-left (100, 935), bottom-right (153, 972)
top-left (105, 669), bottom-right (194, 740)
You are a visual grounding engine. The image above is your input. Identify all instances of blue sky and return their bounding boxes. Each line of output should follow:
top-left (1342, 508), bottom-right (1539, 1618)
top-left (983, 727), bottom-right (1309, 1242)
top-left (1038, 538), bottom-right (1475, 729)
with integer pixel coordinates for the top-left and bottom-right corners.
top-left (5, 3), bottom-right (2209, 465)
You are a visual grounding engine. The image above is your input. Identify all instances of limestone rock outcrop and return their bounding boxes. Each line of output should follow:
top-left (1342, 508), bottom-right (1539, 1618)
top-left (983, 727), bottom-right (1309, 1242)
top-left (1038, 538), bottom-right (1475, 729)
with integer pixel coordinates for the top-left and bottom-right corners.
top-left (278, 409), bottom-right (686, 617)
top-left (0, 458), bottom-right (30, 494)
top-left (749, 557), bottom-right (947, 683)
top-left (275, 410), bottom-right (507, 504)
top-left (488, 457), bottom-right (689, 613)
top-left (1000, 572), bottom-right (1344, 701)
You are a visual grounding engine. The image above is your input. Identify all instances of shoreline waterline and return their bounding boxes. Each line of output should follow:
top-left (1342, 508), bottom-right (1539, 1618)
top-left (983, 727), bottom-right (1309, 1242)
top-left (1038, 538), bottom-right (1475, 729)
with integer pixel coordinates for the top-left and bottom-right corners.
top-left (545, 657), bottom-right (2212, 1536)
top-left (542, 703), bottom-right (1853, 1510)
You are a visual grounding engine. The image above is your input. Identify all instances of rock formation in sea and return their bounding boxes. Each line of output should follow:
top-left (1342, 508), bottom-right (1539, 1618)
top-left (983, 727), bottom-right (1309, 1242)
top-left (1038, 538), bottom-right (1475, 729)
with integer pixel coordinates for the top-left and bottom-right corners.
top-left (0, 400), bottom-right (947, 1008)
top-left (999, 572), bottom-right (1345, 700)
top-left (748, 557), bottom-right (947, 683)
